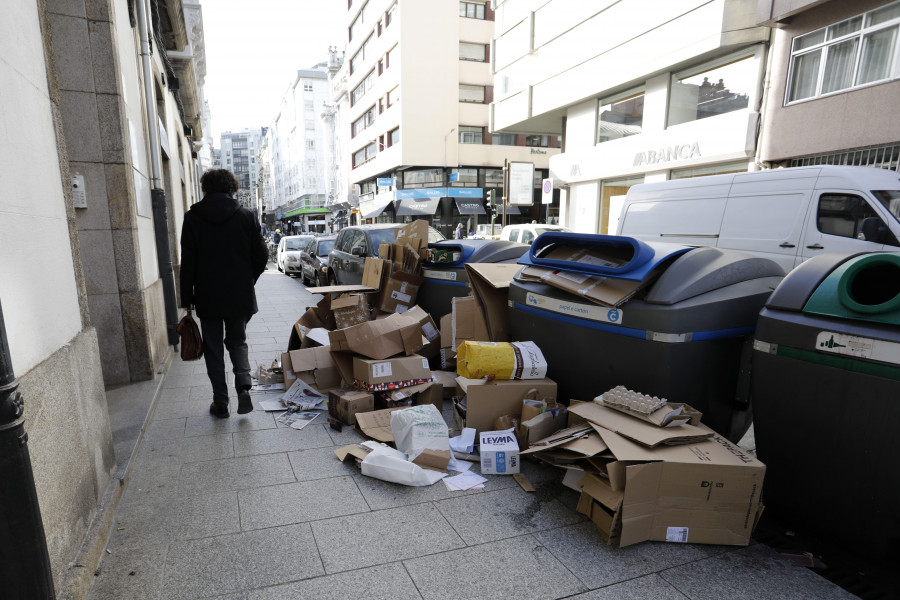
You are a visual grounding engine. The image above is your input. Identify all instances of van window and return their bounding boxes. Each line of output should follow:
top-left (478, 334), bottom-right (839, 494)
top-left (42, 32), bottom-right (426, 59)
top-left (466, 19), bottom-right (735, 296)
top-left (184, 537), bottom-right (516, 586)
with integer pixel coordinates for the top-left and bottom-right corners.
top-left (872, 190), bottom-right (900, 224)
top-left (505, 228), bottom-right (520, 242)
top-left (521, 230), bottom-right (536, 244)
top-left (817, 194), bottom-right (879, 239)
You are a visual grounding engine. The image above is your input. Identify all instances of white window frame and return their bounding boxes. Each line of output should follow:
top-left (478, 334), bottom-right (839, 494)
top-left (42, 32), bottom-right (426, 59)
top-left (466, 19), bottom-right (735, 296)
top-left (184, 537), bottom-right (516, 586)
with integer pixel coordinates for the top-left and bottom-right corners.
top-left (785, 1), bottom-right (900, 105)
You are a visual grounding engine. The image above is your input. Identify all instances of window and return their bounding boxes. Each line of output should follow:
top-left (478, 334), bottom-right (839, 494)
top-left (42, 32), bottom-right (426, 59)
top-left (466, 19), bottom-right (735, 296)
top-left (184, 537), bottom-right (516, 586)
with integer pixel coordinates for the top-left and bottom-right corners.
top-left (387, 87), bottom-right (398, 108)
top-left (351, 70), bottom-right (375, 106)
top-left (817, 193), bottom-right (882, 239)
top-left (306, 139), bottom-right (315, 150)
top-left (352, 142), bottom-right (377, 168)
top-left (485, 168), bottom-right (503, 187)
top-left (504, 228), bottom-right (520, 242)
top-left (386, 3), bottom-right (396, 26)
top-left (349, 1), bottom-right (371, 41)
top-left (597, 91), bottom-right (644, 143)
top-left (389, 127), bottom-right (400, 146)
top-left (350, 35), bottom-right (373, 75)
top-left (450, 168), bottom-right (477, 185)
top-left (304, 100), bottom-right (314, 112)
top-left (305, 119), bottom-right (315, 130)
top-left (459, 84), bottom-right (485, 103)
top-left (459, 42), bottom-right (486, 62)
top-left (303, 82), bottom-right (314, 92)
top-left (403, 168), bottom-right (442, 187)
top-left (492, 133), bottom-right (517, 146)
top-left (525, 135), bottom-right (550, 147)
top-left (787, 2), bottom-right (900, 103)
top-left (458, 126), bottom-right (483, 144)
top-left (351, 106), bottom-right (376, 137)
top-left (668, 55), bottom-right (754, 127)
top-left (459, 1), bottom-right (485, 19)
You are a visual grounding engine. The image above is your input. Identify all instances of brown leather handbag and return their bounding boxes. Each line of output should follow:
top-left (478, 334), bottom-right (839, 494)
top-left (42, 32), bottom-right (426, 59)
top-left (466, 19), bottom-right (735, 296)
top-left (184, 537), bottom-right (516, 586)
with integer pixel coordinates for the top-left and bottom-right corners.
top-left (176, 309), bottom-right (203, 361)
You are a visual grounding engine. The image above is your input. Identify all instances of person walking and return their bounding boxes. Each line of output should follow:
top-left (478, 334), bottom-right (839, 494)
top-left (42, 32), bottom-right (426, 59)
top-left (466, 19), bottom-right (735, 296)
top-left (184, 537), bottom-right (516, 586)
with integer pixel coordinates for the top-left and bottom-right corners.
top-left (180, 169), bottom-right (268, 418)
top-left (454, 222), bottom-right (464, 239)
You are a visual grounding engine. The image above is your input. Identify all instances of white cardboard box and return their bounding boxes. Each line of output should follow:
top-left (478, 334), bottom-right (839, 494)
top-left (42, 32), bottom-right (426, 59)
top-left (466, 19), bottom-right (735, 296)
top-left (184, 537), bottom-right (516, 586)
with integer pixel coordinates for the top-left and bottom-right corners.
top-left (479, 429), bottom-right (520, 475)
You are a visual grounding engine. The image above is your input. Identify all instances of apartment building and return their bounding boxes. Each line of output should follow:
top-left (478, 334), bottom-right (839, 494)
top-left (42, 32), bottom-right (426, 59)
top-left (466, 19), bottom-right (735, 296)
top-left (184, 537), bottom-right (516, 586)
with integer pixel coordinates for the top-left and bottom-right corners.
top-left (756, 0), bottom-right (900, 171)
top-left (491, 0), bottom-right (769, 234)
top-left (345, 0), bottom-right (558, 238)
top-left (220, 127), bottom-right (263, 209)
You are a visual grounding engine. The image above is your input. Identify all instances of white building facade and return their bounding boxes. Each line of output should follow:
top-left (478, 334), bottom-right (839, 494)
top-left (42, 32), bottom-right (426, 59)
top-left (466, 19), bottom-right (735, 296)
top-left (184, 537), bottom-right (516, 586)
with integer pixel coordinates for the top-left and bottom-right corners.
top-left (344, 0), bottom-right (558, 238)
top-left (491, 0), bottom-right (770, 234)
top-left (220, 127), bottom-right (264, 209)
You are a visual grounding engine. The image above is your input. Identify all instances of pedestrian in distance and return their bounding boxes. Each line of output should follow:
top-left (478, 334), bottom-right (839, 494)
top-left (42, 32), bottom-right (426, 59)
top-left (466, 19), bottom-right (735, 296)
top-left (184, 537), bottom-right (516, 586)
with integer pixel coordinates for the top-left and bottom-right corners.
top-left (454, 222), bottom-right (464, 239)
top-left (180, 169), bottom-right (268, 418)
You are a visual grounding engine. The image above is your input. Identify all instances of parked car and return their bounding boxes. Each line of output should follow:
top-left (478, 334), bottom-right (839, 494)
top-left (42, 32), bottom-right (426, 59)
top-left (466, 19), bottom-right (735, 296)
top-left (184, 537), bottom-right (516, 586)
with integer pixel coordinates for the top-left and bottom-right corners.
top-left (500, 223), bottom-right (571, 245)
top-left (327, 223), bottom-right (444, 285)
top-left (276, 235), bottom-right (315, 276)
top-left (299, 235), bottom-right (336, 287)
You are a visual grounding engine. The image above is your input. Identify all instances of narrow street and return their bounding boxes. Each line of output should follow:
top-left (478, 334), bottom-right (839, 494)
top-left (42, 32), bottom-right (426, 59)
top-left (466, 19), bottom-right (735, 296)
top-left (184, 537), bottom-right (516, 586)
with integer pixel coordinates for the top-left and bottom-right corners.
top-left (87, 266), bottom-right (855, 600)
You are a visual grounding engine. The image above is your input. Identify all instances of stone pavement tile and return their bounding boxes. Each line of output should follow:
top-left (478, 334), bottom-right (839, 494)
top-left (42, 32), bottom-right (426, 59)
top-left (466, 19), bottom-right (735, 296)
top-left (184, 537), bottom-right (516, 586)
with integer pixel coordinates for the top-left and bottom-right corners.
top-left (153, 399), bottom-right (223, 420)
top-left (132, 433), bottom-right (234, 468)
top-left (87, 544), bottom-right (168, 600)
top-left (435, 486), bottom-right (583, 545)
top-left (179, 454), bottom-right (296, 494)
top-left (184, 410), bottom-right (277, 437)
top-left (567, 574), bottom-right (689, 599)
top-left (247, 563), bottom-right (422, 600)
top-left (238, 476), bottom-right (370, 530)
top-left (287, 446), bottom-right (361, 482)
top-left (142, 418), bottom-right (187, 441)
top-left (351, 470), bottom-right (484, 510)
top-left (160, 523), bottom-right (324, 599)
top-left (120, 462), bottom-right (183, 506)
top-left (156, 386), bottom-right (193, 402)
top-left (248, 342), bottom-right (284, 353)
top-left (533, 522), bottom-right (725, 589)
top-left (324, 423), bottom-right (366, 446)
top-left (163, 373), bottom-right (213, 389)
top-left (108, 491), bottom-right (240, 550)
top-left (188, 382), bottom-right (218, 400)
top-left (233, 422), bottom-right (334, 456)
top-left (659, 544), bottom-right (858, 600)
top-left (167, 362), bottom-right (198, 377)
top-left (310, 503), bottom-right (465, 573)
top-left (403, 534), bottom-right (587, 600)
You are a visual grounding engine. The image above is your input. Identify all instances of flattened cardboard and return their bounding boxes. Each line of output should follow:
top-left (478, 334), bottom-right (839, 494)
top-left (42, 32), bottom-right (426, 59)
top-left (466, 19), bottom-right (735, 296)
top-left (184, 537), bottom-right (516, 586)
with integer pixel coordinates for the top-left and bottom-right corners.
top-left (329, 313), bottom-right (425, 359)
top-left (328, 389), bottom-right (374, 425)
top-left (571, 402), bottom-right (712, 447)
top-left (335, 443), bottom-right (373, 463)
top-left (465, 263), bottom-right (522, 342)
top-left (355, 407), bottom-right (407, 442)
top-left (395, 220), bottom-right (429, 254)
top-left (362, 257), bottom-right (388, 290)
top-left (450, 296), bottom-right (489, 350)
top-left (330, 351), bottom-right (355, 387)
top-left (306, 284), bottom-right (378, 294)
top-left (455, 377), bottom-right (557, 434)
top-left (353, 354), bottom-right (432, 390)
top-left (286, 346), bottom-right (341, 391)
top-left (519, 426), bottom-right (605, 456)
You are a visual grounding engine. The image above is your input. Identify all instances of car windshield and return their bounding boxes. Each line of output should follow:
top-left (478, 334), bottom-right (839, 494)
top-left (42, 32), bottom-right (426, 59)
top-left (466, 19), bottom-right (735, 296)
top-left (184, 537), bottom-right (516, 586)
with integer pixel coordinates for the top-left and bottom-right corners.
top-left (872, 191), bottom-right (900, 223)
top-left (317, 240), bottom-right (335, 254)
top-left (285, 238), bottom-right (306, 250)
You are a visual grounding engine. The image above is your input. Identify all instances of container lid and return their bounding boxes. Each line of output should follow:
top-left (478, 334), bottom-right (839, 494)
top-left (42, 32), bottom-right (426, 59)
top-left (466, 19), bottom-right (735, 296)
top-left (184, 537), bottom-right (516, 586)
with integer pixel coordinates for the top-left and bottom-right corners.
top-left (425, 239), bottom-right (528, 267)
top-left (803, 252), bottom-right (900, 325)
top-left (518, 233), bottom-right (692, 282)
top-left (643, 248), bottom-right (785, 305)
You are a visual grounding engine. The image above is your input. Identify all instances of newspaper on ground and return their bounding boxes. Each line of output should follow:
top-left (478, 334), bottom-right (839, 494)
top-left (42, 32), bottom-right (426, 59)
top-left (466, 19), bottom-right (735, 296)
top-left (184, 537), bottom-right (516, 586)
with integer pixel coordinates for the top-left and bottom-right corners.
top-left (276, 411), bottom-right (320, 430)
top-left (444, 472), bottom-right (487, 491)
top-left (280, 378), bottom-right (328, 411)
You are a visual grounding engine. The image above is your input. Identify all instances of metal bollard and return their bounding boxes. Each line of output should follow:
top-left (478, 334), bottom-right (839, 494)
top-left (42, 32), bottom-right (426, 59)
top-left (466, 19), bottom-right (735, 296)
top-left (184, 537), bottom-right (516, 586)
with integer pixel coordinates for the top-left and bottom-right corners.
top-left (0, 300), bottom-right (55, 599)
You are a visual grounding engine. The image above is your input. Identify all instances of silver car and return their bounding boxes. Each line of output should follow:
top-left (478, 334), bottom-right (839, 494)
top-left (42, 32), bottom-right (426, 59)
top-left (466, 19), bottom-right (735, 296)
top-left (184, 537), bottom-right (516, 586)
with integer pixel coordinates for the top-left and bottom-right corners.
top-left (276, 235), bottom-right (314, 276)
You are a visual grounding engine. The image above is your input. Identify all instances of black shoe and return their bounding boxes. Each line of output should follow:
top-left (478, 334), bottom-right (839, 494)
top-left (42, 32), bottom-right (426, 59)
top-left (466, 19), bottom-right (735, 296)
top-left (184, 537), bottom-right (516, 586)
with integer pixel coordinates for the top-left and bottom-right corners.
top-left (209, 401), bottom-right (230, 419)
top-left (237, 390), bottom-right (253, 415)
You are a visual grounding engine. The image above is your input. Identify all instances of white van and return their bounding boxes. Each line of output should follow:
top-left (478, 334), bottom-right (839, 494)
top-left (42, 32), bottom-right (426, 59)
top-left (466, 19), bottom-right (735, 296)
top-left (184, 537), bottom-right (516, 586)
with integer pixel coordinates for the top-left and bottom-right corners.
top-left (616, 166), bottom-right (900, 271)
top-left (500, 223), bottom-right (571, 245)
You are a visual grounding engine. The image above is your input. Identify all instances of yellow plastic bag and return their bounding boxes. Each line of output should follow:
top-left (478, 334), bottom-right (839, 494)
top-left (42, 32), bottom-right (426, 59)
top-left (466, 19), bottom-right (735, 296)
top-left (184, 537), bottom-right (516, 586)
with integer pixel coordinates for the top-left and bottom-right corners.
top-left (456, 341), bottom-right (547, 380)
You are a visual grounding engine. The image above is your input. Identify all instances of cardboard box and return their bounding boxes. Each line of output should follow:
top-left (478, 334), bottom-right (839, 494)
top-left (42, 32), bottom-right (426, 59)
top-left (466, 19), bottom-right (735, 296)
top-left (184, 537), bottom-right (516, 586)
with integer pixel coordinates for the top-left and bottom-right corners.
top-left (328, 389), bottom-right (374, 425)
top-left (464, 263), bottom-right (522, 342)
top-left (395, 220), bottom-right (429, 254)
top-left (332, 294), bottom-right (370, 329)
top-left (287, 296), bottom-right (337, 350)
top-left (282, 347), bottom-right (341, 392)
top-left (362, 257), bottom-right (388, 290)
top-left (455, 377), bottom-right (557, 434)
top-left (355, 407), bottom-right (407, 442)
top-left (353, 354), bottom-right (432, 391)
top-left (479, 429), bottom-right (520, 474)
top-left (430, 370), bottom-right (458, 400)
top-left (570, 402), bottom-right (712, 447)
top-left (401, 305), bottom-right (440, 359)
top-left (329, 313), bottom-right (425, 359)
top-left (379, 381), bottom-right (443, 410)
top-left (380, 271), bottom-right (426, 314)
top-left (450, 296), bottom-right (490, 350)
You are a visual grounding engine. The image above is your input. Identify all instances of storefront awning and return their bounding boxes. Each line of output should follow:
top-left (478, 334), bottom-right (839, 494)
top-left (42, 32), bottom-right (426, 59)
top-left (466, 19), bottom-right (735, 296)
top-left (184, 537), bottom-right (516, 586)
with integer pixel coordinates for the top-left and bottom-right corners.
top-left (361, 203), bottom-right (390, 219)
top-left (455, 199), bottom-right (486, 215)
top-left (500, 204), bottom-right (521, 215)
top-left (396, 198), bottom-right (440, 216)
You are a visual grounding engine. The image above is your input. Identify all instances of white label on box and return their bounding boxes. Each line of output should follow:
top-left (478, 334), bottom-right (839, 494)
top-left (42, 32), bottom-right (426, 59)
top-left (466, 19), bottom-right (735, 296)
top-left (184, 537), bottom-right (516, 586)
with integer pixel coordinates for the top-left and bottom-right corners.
top-left (666, 527), bottom-right (689, 543)
top-left (371, 362), bottom-right (392, 378)
top-left (395, 304), bottom-right (408, 313)
top-left (422, 359), bottom-right (429, 369)
top-left (422, 322), bottom-right (439, 340)
top-left (392, 290), bottom-right (412, 303)
top-left (524, 292), bottom-right (624, 325)
top-left (815, 331), bottom-right (900, 365)
top-left (423, 269), bottom-right (457, 281)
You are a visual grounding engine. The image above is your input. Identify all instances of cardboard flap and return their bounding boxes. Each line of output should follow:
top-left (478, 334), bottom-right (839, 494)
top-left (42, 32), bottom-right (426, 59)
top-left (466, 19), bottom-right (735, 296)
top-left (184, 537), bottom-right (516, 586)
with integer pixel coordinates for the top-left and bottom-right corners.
top-left (578, 472), bottom-right (624, 511)
top-left (571, 402), bottom-right (713, 447)
top-left (362, 257), bottom-right (388, 289)
top-left (355, 407), bottom-right (407, 442)
top-left (520, 425), bottom-right (593, 453)
top-left (451, 296), bottom-right (489, 348)
top-left (307, 284), bottom-right (378, 294)
top-left (465, 263), bottom-right (521, 342)
top-left (330, 351), bottom-right (355, 386)
top-left (412, 449), bottom-right (450, 472)
top-left (332, 294), bottom-right (364, 310)
top-left (590, 423), bottom-right (661, 462)
top-left (335, 443), bottom-right (373, 463)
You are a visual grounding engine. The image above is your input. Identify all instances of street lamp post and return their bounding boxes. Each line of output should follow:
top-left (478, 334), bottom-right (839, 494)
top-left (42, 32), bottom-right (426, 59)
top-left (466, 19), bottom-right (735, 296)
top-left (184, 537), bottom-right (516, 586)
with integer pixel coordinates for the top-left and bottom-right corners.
top-left (443, 127), bottom-right (456, 176)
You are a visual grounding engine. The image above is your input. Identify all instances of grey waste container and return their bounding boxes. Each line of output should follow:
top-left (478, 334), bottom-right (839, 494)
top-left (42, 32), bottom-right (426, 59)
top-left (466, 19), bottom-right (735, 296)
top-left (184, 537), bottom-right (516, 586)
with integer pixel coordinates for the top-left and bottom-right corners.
top-left (508, 233), bottom-right (784, 441)
top-left (751, 251), bottom-right (900, 563)
top-left (419, 239), bottom-right (528, 320)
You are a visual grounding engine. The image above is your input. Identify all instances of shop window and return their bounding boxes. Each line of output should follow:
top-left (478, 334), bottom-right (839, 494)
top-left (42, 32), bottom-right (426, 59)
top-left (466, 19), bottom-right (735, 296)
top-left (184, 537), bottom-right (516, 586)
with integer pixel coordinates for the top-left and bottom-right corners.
top-left (787, 2), bottom-right (900, 103)
top-left (667, 55), bottom-right (755, 127)
top-left (403, 168), bottom-right (442, 188)
top-left (458, 126), bottom-right (483, 144)
top-left (597, 91), bottom-right (644, 143)
top-left (451, 168), bottom-right (478, 185)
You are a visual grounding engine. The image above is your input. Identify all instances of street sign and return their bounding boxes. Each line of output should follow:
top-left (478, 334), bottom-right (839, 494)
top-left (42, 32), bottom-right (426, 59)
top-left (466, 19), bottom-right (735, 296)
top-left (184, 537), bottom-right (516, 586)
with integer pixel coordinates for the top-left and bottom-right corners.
top-left (508, 161), bottom-right (534, 205)
top-left (377, 177), bottom-right (394, 187)
top-left (541, 178), bottom-right (553, 204)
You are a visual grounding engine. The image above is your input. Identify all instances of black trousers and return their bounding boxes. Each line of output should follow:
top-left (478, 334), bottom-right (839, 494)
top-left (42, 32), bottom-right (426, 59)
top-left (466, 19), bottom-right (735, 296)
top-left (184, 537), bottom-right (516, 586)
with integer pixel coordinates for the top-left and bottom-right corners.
top-left (199, 316), bottom-right (252, 402)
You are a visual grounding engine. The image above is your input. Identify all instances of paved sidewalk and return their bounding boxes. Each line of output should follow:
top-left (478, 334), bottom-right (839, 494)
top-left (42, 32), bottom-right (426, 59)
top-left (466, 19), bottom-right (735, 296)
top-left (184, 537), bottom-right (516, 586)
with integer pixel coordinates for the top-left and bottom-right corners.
top-left (87, 266), bottom-right (857, 600)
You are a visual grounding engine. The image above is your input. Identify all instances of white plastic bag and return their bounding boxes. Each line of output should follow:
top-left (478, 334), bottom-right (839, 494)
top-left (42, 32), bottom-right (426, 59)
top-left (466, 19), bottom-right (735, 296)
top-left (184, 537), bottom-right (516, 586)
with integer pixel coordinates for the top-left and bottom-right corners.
top-left (361, 445), bottom-right (446, 486)
top-left (390, 404), bottom-right (452, 463)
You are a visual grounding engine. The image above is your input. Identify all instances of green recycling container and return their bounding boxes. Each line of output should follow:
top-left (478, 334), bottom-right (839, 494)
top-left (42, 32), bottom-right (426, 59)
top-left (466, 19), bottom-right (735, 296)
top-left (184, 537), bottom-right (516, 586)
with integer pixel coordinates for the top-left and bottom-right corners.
top-left (751, 251), bottom-right (900, 563)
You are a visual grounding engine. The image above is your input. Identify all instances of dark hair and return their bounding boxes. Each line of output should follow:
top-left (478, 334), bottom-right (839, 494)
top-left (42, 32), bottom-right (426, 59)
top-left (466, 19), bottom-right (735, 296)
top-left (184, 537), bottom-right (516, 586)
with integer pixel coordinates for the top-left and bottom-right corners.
top-left (200, 169), bottom-right (240, 195)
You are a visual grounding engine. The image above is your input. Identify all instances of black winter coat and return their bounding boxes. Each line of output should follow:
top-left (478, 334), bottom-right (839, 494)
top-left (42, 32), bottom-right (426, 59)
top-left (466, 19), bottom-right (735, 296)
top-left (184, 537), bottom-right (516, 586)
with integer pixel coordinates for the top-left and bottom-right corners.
top-left (180, 192), bottom-right (268, 319)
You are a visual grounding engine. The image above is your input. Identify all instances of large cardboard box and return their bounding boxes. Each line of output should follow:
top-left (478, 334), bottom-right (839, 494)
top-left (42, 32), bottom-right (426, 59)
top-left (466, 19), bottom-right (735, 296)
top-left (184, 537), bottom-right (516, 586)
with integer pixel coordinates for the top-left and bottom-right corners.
top-left (378, 381), bottom-right (443, 411)
top-left (353, 354), bottom-right (432, 391)
top-left (479, 429), bottom-right (520, 474)
top-left (282, 347), bottom-right (341, 392)
top-left (380, 271), bottom-right (426, 314)
top-left (571, 405), bottom-right (765, 548)
top-left (329, 313), bottom-right (425, 359)
top-left (287, 296), bottom-right (336, 350)
top-left (403, 305), bottom-right (440, 359)
top-left (332, 294), bottom-right (370, 329)
top-left (464, 263), bottom-right (522, 342)
top-left (328, 389), bottom-right (374, 425)
top-left (455, 377), bottom-right (557, 434)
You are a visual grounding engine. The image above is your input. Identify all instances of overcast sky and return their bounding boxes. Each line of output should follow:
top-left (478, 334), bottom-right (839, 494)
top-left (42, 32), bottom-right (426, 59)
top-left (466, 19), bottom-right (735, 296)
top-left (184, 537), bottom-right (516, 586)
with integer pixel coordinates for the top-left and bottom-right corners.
top-left (201, 0), bottom-right (345, 142)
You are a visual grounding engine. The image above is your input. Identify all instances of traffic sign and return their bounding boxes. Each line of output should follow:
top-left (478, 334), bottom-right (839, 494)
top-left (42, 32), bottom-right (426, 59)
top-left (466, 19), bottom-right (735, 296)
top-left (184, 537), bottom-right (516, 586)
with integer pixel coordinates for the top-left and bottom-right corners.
top-left (541, 178), bottom-right (553, 204)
